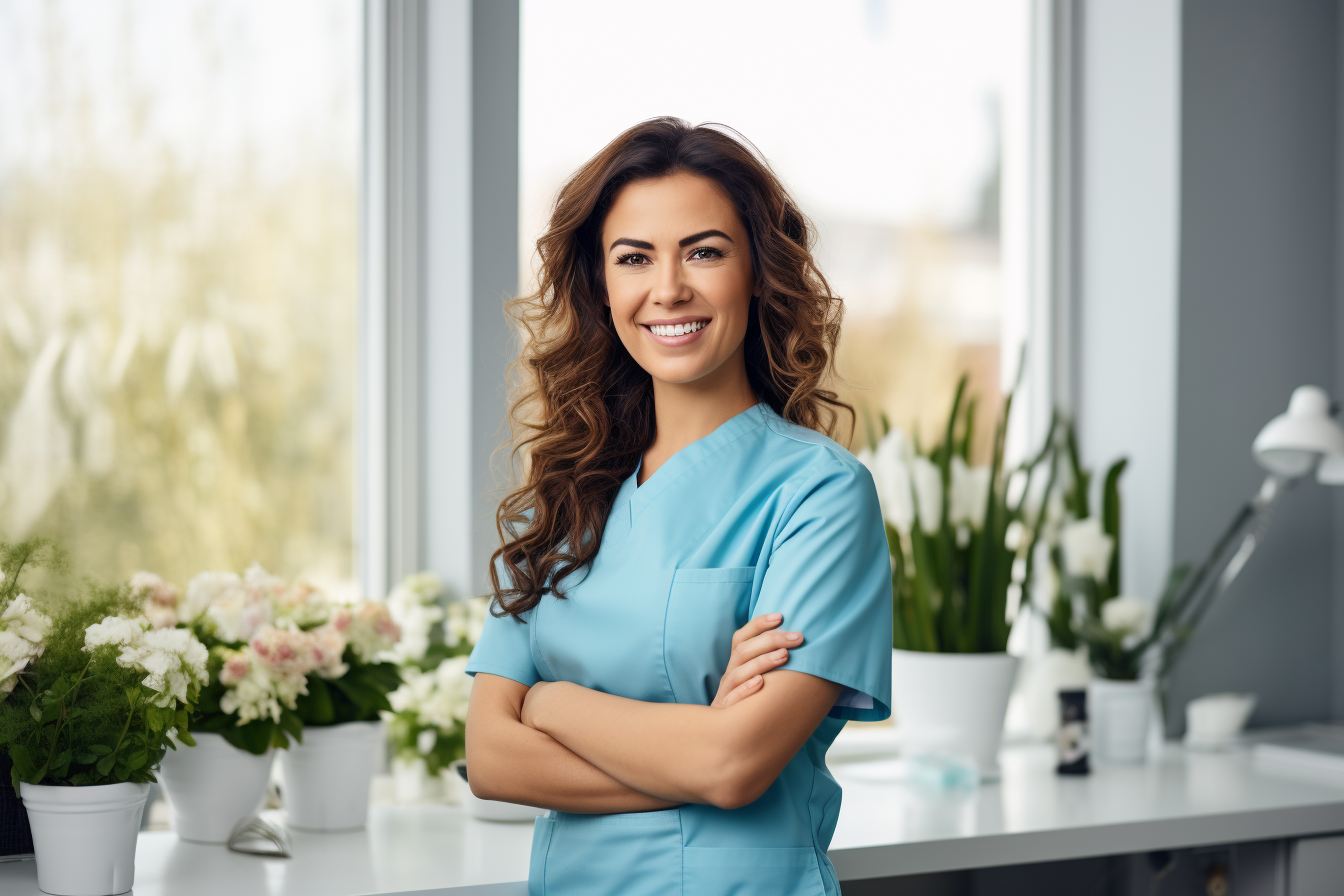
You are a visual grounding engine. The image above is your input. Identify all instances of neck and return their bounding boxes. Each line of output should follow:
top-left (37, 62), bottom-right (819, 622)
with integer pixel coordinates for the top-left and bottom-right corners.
top-left (642, 349), bottom-right (757, 484)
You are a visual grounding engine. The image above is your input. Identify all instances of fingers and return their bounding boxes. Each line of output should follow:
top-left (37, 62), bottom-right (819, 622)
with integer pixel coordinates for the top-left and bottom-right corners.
top-left (731, 613), bottom-right (783, 650)
top-left (726, 648), bottom-right (791, 688)
top-left (732, 629), bottom-right (803, 666)
top-left (714, 674), bottom-right (764, 709)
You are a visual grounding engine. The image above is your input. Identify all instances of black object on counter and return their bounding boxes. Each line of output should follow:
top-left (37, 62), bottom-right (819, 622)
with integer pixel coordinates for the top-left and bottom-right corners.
top-left (1056, 688), bottom-right (1090, 775)
top-left (0, 753), bottom-right (34, 859)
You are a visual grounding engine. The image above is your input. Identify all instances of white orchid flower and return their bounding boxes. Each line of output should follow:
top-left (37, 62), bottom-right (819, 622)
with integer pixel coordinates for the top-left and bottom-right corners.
top-left (1059, 516), bottom-right (1114, 581)
top-left (911, 456), bottom-right (943, 536)
top-left (1102, 596), bottom-right (1150, 638)
top-left (949, 456), bottom-right (992, 530)
top-left (859, 428), bottom-right (916, 535)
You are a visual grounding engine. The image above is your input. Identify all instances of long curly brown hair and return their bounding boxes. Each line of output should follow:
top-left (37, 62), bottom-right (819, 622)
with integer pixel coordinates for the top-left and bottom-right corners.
top-left (491, 117), bottom-right (852, 618)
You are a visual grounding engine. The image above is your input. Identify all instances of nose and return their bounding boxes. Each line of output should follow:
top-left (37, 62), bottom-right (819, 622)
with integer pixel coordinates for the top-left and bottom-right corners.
top-left (650, 255), bottom-right (692, 307)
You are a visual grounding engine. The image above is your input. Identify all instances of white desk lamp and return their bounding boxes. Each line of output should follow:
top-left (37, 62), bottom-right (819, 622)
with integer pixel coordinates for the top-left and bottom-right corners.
top-left (1156, 385), bottom-right (1344, 677)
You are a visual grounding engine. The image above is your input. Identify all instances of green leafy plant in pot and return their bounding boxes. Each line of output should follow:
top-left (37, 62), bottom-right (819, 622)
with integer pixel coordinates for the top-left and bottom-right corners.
top-left (382, 573), bottom-right (489, 803)
top-left (0, 539), bottom-right (208, 895)
top-left (858, 374), bottom-right (1050, 778)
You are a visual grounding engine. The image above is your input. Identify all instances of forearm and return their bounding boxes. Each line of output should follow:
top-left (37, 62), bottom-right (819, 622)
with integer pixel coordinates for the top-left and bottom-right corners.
top-left (465, 677), bottom-right (678, 814)
top-left (524, 673), bottom-right (841, 810)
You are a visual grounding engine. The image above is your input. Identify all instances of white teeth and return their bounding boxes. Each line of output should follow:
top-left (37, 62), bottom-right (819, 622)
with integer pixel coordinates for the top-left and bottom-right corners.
top-left (649, 321), bottom-right (707, 337)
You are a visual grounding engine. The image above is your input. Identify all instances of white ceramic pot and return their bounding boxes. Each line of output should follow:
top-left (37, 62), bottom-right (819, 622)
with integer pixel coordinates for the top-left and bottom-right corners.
top-left (20, 781), bottom-right (150, 896)
top-left (449, 760), bottom-right (546, 822)
top-left (280, 721), bottom-right (382, 831)
top-left (1089, 677), bottom-right (1153, 763)
top-left (890, 649), bottom-right (1020, 780)
top-left (157, 732), bottom-right (274, 843)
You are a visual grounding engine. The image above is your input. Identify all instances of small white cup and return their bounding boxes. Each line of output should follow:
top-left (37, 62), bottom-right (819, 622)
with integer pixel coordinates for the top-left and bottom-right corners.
top-left (1184, 693), bottom-right (1257, 751)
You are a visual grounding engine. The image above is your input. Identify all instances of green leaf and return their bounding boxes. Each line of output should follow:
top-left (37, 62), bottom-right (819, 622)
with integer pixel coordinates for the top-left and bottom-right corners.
top-left (1101, 458), bottom-right (1128, 596)
top-left (125, 751), bottom-right (149, 771)
top-left (96, 754), bottom-right (116, 776)
top-left (87, 743), bottom-right (113, 756)
top-left (75, 753), bottom-right (97, 765)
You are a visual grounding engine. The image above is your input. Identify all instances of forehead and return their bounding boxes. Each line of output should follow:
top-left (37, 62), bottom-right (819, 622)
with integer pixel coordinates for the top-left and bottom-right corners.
top-left (602, 173), bottom-right (743, 241)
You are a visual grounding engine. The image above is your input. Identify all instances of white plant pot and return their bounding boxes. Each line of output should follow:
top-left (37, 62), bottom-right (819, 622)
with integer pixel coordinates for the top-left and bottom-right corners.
top-left (157, 732), bottom-right (274, 843)
top-left (280, 721), bottom-right (382, 831)
top-left (890, 649), bottom-right (1020, 780)
top-left (1089, 677), bottom-right (1153, 763)
top-left (20, 781), bottom-right (150, 896)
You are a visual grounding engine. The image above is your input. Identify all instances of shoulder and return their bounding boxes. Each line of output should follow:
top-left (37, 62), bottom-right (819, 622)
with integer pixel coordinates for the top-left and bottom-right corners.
top-left (755, 409), bottom-right (877, 506)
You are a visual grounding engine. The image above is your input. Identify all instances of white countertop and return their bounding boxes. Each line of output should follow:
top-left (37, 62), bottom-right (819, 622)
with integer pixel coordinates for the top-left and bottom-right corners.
top-left (3, 742), bottom-right (1344, 894)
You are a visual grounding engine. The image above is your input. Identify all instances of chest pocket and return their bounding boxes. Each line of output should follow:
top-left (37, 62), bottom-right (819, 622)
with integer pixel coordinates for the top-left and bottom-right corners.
top-left (663, 566), bottom-right (756, 705)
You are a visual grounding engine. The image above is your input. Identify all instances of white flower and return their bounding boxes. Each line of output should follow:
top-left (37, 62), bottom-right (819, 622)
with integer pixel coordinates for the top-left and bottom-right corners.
top-left (389, 656), bottom-right (472, 732)
top-left (1059, 517), bottom-right (1114, 581)
top-left (445, 596), bottom-right (490, 649)
top-left (387, 573), bottom-right (446, 663)
top-left (85, 614), bottom-right (151, 649)
top-left (181, 571), bottom-right (242, 625)
top-left (1101, 596), bottom-right (1150, 638)
top-left (949, 457), bottom-right (992, 531)
top-left (86, 616), bottom-right (208, 709)
top-left (416, 728), bottom-right (437, 756)
top-left (0, 594), bottom-right (52, 697)
top-left (910, 456), bottom-right (943, 535)
top-left (860, 429), bottom-right (916, 534)
top-left (118, 627), bottom-right (209, 708)
top-left (343, 602), bottom-right (401, 664)
top-left (205, 587), bottom-right (272, 644)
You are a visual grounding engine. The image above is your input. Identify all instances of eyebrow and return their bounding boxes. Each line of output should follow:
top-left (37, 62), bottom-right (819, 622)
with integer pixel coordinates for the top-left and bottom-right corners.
top-left (607, 230), bottom-right (735, 254)
top-left (679, 229), bottom-right (734, 247)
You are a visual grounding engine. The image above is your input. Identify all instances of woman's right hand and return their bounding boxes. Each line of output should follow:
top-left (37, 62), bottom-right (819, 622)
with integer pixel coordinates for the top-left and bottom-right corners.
top-left (711, 613), bottom-right (804, 709)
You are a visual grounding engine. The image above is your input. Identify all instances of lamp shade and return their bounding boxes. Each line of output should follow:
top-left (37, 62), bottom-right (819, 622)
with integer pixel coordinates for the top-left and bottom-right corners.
top-left (1252, 385), bottom-right (1344, 478)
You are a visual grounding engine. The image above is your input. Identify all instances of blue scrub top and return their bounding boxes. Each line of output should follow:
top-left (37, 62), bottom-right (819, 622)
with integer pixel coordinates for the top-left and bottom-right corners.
top-left (467, 401), bottom-right (893, 896)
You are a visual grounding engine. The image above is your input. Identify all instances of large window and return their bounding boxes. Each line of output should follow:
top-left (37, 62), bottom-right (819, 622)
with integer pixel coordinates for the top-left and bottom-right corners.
top-left (0, 0), bottom-right (361, 584)
top-left (521, 0), bottom-right (1034, 457)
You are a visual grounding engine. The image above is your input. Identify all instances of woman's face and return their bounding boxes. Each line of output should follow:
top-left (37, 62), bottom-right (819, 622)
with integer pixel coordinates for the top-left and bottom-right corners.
top-left (601, 172), bottom-right (754, 389)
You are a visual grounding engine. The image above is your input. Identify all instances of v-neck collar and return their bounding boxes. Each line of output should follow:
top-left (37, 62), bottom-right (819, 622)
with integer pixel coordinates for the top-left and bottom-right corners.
top-left (611, 401), bottom-right (772, 528)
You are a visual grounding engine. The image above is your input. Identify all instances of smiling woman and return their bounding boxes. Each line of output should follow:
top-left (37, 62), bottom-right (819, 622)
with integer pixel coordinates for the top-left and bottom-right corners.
top-left (466, 118), bottom-right (892, 896)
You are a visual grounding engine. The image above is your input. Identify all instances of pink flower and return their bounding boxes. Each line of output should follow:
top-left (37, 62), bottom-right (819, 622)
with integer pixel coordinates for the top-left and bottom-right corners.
top-left (220, 651), bottom-right (251, 686)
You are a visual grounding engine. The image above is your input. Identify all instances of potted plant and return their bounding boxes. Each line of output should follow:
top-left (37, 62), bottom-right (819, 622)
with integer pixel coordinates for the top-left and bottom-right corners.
top-left (859, 374), bottom-right (1050, 779)
top-left (382, 578), bottom-right (490, 804)
top-left (148, 565), bottom-right (306, 843)
top-left (276, 576), bottom-right (402, 832)
top-left (0, 539), bottom-right (208, 896)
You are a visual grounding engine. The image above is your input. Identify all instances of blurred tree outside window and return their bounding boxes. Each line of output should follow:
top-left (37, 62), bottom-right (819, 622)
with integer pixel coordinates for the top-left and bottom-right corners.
top-left (520, 0), bottom-right (1034, 460)
top-left (0, 0), bottom-right (361, 585)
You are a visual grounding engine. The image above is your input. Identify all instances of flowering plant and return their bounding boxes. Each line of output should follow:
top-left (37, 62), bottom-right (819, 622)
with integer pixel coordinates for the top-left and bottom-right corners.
top-left (860, 375), bottom-right (1047, 653)
top-left (131, 564), bottom-right (404, 754)
top-left (383, 572), bottom-right (488, 778)
top-left (0, 540), bottom-right (209, 788)
top-left (1038, 418), bottom-right (1202, 682)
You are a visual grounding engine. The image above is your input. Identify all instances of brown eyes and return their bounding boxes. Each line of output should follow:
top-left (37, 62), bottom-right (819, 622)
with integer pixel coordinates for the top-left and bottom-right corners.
top-left (613, 247), bottom-right (724, 266)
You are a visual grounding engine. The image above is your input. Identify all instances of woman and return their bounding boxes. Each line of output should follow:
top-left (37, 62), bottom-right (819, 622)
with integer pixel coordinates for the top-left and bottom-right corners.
top-left (465, 118), bottom-right (892, 896)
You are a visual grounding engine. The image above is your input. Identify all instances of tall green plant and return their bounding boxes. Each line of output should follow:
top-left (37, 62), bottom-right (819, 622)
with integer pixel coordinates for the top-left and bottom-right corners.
top-left (874, 374), bottom-right (1046, 654)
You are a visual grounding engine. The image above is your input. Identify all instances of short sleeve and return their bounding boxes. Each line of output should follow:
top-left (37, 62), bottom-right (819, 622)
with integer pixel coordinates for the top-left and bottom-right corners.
top-left (752, 460), bottom-right (892, 721)
top-left (465, 557), bottom-right (542, 687)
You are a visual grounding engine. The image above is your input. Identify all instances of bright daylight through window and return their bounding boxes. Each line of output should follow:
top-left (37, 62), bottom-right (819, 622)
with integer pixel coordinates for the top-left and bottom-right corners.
top-left (521, 0), bottom-right (1034, 459)
top-left (0, 0), bottom-right (361, 585)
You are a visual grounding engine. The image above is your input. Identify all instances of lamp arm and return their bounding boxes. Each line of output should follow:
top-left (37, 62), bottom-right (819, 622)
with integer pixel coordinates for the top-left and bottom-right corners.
top-left (1152, 475), bottom-right (1284, 677)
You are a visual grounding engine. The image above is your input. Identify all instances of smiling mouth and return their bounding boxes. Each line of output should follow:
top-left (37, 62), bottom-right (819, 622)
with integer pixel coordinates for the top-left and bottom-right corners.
top-left (645, 320), bottom-right (709, 337)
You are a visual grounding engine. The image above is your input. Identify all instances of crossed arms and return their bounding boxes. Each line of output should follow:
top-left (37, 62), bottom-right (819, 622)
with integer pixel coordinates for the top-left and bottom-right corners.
top-left (464, 614), bottom-right (842, 813)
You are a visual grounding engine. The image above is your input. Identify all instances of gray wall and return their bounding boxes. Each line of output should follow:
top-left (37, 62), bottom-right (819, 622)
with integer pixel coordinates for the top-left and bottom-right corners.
top-left (1077, 0), bottom-right (1342, 733)
top-left (1168, 0), bottom-right (1339, 731)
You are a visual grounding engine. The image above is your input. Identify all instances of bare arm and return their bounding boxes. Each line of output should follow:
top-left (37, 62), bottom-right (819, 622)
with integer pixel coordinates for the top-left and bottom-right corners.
top-left (465, 672), bottom-right (679, 814)
top-left (522, 670), bottom-right (842, 810)
top-left (464, 614), bottom-right (804, 813)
